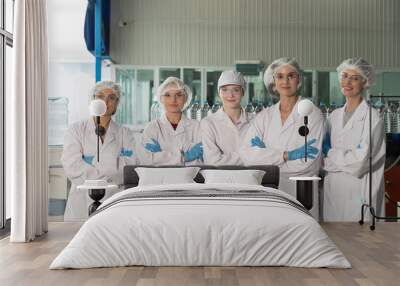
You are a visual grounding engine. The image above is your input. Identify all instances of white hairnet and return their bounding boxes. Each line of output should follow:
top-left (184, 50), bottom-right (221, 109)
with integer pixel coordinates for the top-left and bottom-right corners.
top-left (156, 77), bottom-right (193, 111)
top-left (90, 80), bottom-right (122, 99)
top-left (217, 70), bottom-right (246, 92)
top-left (336, 57), bottom-right (374, 88)
top-left (263, 57), bottom-right (303, 95)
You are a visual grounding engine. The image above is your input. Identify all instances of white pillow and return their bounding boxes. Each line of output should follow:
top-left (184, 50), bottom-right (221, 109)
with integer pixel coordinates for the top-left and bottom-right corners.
top-left (135, 167), bottom-right (200, 186)
top-left (200, 169), bottom-right (266, 185)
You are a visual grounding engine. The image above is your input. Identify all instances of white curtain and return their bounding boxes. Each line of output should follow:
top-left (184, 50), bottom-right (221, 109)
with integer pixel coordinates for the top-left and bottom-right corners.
top-left (9, 0), bottom-right (48, 242)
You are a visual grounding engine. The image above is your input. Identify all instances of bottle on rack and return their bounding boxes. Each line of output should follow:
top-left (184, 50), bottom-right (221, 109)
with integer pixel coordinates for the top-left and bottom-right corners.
top-left (327, 102), bottom-right (337, 115)
top-left (384, 101), bottom-right (393, 134)
top-left (201, 102), bottom-right (210, 119)
top-left (185, 102), bottom-right (192, 119)
top-left (255, 101), bottom-right (264, 114)
top-left (319, 102), bottom-right (328, 121)
top-left (374, 101), bottom-right (385, 119)
top-left (211, 102), bottom-right (221, 113)
top-left (207, 104), bottom-right (214, 116)
top-left (191, 101), bottom-right (200, 120)
top-left (245, 102), bottom-right (255, 114)
top-left (390, 102), bottom-right (399, 134)
top-left (150, 98), bottom-right (160, 121)
top-left (393, 104), bottom-right (400, 134)
top-left (195, 101), bottom-right (202, 121)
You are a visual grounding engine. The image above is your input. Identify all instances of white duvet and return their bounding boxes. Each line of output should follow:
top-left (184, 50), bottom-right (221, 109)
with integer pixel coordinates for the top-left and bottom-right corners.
top-left (50, 183), bottom-right (350, 269)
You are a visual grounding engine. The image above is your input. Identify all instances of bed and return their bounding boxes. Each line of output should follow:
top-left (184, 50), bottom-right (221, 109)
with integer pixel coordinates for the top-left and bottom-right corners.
top-left (50, 165), bottom-right (350, 269)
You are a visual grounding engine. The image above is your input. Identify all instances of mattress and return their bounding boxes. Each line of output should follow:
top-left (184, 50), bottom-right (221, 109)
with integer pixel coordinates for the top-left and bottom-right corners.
top-left (50, 183), bottom-right (350, 269)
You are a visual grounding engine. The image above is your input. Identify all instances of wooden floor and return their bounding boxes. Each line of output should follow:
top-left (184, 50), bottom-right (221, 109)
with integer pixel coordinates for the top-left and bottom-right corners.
top-left (0, 222), bottom-right (399, 286)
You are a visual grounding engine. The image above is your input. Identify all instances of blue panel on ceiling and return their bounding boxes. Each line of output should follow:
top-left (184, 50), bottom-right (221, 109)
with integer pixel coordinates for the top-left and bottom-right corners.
top-left (84, 0), bottom-right (110, 56)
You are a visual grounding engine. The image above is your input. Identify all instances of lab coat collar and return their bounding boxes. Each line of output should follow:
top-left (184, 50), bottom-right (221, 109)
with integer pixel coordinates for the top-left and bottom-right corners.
top-left (214, 108), bottom-right (227, 121)
top-left (215, 107), bottom-right (250, 129)
top-left (273, 97), bottom-right (301, 133)
top-left (160, 112), bottom-right (190, 135)
top-left (339, 99), bottom-right (368, 133)
top-left (88, 117), bottom-right (118, 147)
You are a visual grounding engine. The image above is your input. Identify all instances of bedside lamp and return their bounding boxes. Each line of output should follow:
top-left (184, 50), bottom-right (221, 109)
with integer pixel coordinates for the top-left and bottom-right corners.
top-left (289, 99), bottom-right (320, 211)
top-left (89, 99), bottom-right (107, 162)
top-left (297, 99), bottom-right (314, 162)
top-left (82, 99), bottom-right (115, 216)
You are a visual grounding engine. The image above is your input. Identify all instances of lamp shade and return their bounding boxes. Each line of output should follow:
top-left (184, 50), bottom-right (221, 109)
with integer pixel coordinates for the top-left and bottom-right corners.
top-left (89, 99), bottom-right (107, 116)
top-left (297, 99), bottom-right (314, 117)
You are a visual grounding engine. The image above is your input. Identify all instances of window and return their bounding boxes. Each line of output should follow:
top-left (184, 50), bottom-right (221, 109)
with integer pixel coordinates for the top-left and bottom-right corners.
top-left (245, 74), bottom-right (269, 106)
top-left (115, 68), bottom-right (154, 126)
top-left (183, 68), bottom-right (201, 103)
top-left (1, 0), bottom-right (14, 232)
top-left (160, 67), bottom-right (180, 84)
top-left (206, 70), bottom-right (224, 106)
top-left (136, 69), bottom-right (154, 124)
top-left (115, 69), bottom-right (135, 125)
top-left (5, 0), bottom-right (13, 33)
top-left (111, 66), bottom-right (400, 128)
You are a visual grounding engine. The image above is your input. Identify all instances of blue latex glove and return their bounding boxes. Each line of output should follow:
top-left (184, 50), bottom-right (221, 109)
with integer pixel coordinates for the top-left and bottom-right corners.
top-left (82, 154), bottom-right (94, 165)
top-left (184, 143), bottom-right (203, 162)
top-left (145, 139), bottom-right (162, 153)
top-left (250, 136), bottom-right (266, 148)
top-left (288, 139), bottom-right (319, 161)
top-left (120, 147), bottom-right (133, 157)
top-left (322, 132), bottom-right (331, 156)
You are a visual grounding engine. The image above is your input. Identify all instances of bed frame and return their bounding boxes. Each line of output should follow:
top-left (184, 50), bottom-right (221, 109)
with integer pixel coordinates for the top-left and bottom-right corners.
top-left (123, 165), bottom-right (280, 189)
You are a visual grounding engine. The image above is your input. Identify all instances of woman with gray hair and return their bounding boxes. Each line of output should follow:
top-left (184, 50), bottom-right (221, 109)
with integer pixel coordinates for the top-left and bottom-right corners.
top-left (323, 58), bottom-right (385, 222)
top-left (139, 77), bottom-right (203, 165)
top-left (62, 81), bottom-right (138, 221)
top-left (240, 57), bottom-right (324, 219)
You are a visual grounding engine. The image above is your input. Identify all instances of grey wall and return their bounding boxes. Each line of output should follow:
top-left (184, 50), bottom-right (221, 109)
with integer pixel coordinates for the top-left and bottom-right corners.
top-left (110, 0), bottom-right (400, 69)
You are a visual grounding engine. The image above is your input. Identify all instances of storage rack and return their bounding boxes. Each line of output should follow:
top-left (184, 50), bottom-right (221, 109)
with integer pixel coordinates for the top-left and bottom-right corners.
top-left (360, 94), bottom-right (400, 230)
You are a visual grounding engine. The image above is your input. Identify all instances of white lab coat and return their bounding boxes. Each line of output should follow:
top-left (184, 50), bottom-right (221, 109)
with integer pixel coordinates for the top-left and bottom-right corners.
top-left (201, 108), bottom-right (252, 165)
top-left (240, 99), bottom-right (324, 219)
top-left (62, 119), bottom-right (138, 221)
top-left (323, 100), bottom-right (385, 222)
top-left (139, 113), bottom-right (202, 166)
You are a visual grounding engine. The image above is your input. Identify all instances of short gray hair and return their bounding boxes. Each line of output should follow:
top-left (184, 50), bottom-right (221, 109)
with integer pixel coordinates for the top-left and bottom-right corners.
top-left (263, 57), bottom-right (303, 96)
top-left (156, 77), bottom-right (193, 111)
top-left (90, 81), bottom-right (122, 99)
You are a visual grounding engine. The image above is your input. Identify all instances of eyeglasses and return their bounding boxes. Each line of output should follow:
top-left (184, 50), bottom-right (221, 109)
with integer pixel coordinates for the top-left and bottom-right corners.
top-left (95, 93), bottom-right (119, 102)
top-left (340, 73), bottom-right (365, 83)
top-left (273, 72), bottom-right (299, 82)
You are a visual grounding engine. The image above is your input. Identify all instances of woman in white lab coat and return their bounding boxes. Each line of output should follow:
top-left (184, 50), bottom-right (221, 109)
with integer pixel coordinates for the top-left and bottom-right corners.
top-left (139, 77), bottom-right (203, 166)
top-left (323, 58), bottom-right (385, 222)
top-left (62, 81), bottom-right (138, 221)
top-left (201, 70), bottom-right (252, 165)
top-left (240, 58), bottom-right (324, 219)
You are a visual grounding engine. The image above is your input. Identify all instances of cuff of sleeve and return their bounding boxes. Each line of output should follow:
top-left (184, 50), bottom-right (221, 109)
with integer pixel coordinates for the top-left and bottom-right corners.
top-left (172, 149), bottom-right (185, 165)
top-left (85, 162), bottom-right (101, 178)
top-left (277, 149), bottom-right (286, 164)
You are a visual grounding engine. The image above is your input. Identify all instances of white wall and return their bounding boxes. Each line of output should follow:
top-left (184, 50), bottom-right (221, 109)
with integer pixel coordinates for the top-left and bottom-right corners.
top-left (47, 0), bottom-right (94, 126)
top-left (110, 0), bottom-right (400, 70)
top-left (48, 63), bottom-right (94, 124)
top-left (47, 0), bottom-right (113, 126)
top-left (48, 0), bottom-right (94, 62)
